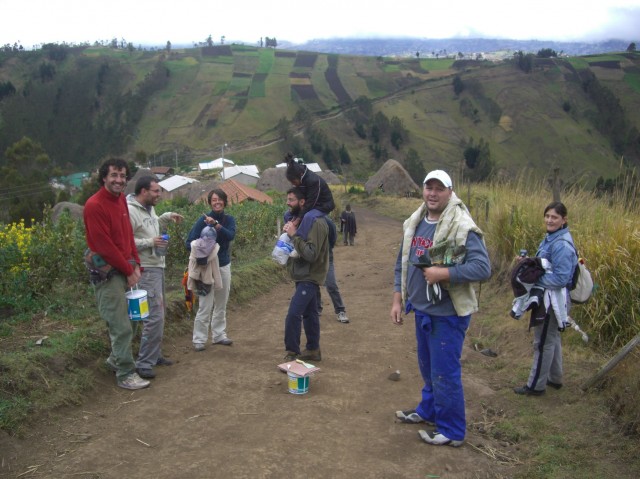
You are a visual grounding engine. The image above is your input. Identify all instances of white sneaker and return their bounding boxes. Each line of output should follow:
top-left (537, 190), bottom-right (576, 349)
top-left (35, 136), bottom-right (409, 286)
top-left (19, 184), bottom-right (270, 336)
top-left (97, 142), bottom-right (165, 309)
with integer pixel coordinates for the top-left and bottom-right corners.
top-left (337, 312), bottom-right (350, 323)
top-left (418, 430), bottom-right (463, 447)
top-left (118, 372), bottom-right (151, 390)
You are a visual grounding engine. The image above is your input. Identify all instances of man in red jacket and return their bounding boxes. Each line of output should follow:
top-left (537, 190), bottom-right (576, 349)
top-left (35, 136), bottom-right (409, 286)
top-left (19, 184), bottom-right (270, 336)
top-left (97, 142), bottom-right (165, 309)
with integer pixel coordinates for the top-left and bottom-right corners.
top-left (84, 158), bottom-right (149, 390)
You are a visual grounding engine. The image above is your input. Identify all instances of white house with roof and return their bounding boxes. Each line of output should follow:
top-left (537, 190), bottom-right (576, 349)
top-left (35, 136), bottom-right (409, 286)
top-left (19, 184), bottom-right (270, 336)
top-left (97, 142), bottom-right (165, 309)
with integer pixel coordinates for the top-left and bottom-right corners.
top-left (275, 162), bottom-right (322, 172)
top-left (158, 175), bottom-right (199, 199)
top-left (223, 165), bottom-right (260, 185)
top-left (198, 158), bottom-right (235, 171)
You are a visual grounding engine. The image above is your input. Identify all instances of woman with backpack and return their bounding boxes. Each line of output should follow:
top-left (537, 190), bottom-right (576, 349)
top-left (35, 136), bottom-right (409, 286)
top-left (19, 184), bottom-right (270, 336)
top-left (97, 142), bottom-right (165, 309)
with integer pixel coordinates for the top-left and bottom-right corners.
top-left (514, 201), bottom-right (578, 396)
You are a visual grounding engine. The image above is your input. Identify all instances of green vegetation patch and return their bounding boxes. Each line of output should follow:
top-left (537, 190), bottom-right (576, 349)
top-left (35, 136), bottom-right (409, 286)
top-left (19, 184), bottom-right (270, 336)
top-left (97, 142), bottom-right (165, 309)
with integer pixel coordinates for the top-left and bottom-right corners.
top-left (164, 57), bottom-right (199, 73)
top-left (257, 49), bottom-right (275, 74)
top-left (624, 72), bottom-right (640, 92)
top-left (420, 58), bottom-right (455, 71)
top-left (250, 74), bottom-right (267, 98)
top-left (229, 75), bottom-right (252, 95)
top-left (234, 54), bottom-right (260, 74)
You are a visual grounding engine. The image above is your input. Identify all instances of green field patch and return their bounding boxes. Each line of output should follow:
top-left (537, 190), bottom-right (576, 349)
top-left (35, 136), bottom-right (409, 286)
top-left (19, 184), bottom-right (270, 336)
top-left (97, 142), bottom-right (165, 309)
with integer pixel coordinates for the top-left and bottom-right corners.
top-left (212, 80), bottom-right (230, 96)
top-left (420, 58), bottom-right (455, 71)
top-left (257, 49), bottom-right (274, 74)
top-left (232, 72), bottom-right (253, 78)
top-left (229, 75), bottom-right (252, 94)
top-left (382, 63), bottom-right (400, 73)
top-left (164, 57), bottom-right (199, 73)
top-left (566, 57), bottom-right (590, 69)
top-left (624, 72), bottom-right (640, 92)
top-left (249, 75), bottom-right (266, 98)
top-left (233, 54), bottom-right (260, 74)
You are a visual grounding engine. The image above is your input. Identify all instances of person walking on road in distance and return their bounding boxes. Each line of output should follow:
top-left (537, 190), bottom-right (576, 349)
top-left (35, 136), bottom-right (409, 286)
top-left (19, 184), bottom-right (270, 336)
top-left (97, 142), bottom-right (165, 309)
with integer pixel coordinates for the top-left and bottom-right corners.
top-left (185, 189), bottom-right (236, 351)
top-left (285, 188), bottom-right (349, 324)
top-left (83, 158), bottom-right (149, 390)
top-left (390, 169), bottom-right (491, 447)
top-left (340, 204), bottom-right (357, 246)
top-left (282, 187), bottom-right (330, 362)
top-left (513, 201), bottom-right (577, 396)
top-left (127, 176), bottom-right (183, 379)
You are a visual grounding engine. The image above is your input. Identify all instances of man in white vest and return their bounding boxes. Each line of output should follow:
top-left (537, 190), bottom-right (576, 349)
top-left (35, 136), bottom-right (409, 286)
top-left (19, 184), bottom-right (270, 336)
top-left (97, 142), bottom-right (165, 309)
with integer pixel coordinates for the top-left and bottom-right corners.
top-left (390, 169), bottom-right (491, 447)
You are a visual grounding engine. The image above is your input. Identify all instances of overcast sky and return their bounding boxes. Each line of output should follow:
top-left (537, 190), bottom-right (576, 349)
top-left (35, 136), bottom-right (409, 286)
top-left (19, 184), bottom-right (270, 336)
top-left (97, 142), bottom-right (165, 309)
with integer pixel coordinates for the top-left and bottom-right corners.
top-left (3, 0), bottom-right (640, 48)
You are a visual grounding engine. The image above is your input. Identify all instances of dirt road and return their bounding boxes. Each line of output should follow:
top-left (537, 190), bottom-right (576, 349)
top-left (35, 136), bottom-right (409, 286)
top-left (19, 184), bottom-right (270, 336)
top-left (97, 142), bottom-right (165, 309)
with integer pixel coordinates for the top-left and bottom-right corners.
top-left (1, 208), bottom-right (509, 478)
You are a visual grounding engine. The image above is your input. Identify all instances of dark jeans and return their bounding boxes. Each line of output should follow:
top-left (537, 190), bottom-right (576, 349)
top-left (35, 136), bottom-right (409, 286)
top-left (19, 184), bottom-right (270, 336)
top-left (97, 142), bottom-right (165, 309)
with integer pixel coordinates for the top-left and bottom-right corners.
top-left (318, 258), bottom-right (345, 314)
top-left (284, 281), bottom-right (320, 354)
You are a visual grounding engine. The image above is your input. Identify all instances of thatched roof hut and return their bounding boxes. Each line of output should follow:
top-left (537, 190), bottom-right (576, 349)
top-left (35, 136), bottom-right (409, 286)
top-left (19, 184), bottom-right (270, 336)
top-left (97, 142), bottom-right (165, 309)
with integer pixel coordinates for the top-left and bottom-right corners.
top-left (317, 170), bottom-right (342, 185)
top-left (255, 167), bottom-right (290, 192)
top-left (124, 168), bottom-right (154, 196)
top-left (364, 159), bottom-right (420, 196)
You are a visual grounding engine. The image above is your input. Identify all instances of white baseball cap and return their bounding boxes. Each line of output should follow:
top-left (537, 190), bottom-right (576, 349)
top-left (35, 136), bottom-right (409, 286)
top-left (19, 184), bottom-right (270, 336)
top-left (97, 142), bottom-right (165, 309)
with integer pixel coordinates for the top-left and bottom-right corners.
top-left (423, 170), bottom-right (453, 188)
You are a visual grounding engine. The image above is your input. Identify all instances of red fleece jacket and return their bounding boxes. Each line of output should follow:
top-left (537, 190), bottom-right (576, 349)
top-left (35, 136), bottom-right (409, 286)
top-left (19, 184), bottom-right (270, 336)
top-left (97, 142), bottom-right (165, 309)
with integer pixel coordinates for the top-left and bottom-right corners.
top-left (84, 187), bottom-right (140, 276)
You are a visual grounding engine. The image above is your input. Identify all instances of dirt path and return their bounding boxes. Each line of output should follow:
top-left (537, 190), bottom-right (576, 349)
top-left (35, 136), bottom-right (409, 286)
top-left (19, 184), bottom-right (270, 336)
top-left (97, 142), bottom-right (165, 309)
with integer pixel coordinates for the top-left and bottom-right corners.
top-left (1, 208), bottom-right (510, 478)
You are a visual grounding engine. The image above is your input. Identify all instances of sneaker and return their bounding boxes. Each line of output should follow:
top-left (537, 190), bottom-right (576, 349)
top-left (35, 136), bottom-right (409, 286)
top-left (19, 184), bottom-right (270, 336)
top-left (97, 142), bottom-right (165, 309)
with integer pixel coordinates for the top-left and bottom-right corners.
top-left (299, 349), bottom-right (321, 361)
top-left (513, 385), bottom-right (545, 396)
top-left (214, 338), bottom-right (233, 346)
top-left (117, 373), bottom-right (150, 390)
top-left (284, 351), bottom-right (300, 361)
top-left (105, 358), bottom-right (118, 373)
top-left (194, 343), bottom-right (206, 352)
top-left (547, 380), bottom-right (563, 390)
top-left (395, 409), bottom-right (434, 425)
top-left (337, 312), bottom-right (350, 323)
top-left (136, 368), bottom-right (156, 379)
top-left (418, 430), bottom-right (463, 447)
top-left (156, 357), bottom-right (174, 366)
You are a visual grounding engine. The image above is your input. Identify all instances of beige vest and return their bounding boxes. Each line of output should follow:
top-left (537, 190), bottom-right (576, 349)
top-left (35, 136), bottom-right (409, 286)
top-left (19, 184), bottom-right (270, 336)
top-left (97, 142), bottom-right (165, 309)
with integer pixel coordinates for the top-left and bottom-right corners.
top-left (400, 193), bottom-right (484, 316)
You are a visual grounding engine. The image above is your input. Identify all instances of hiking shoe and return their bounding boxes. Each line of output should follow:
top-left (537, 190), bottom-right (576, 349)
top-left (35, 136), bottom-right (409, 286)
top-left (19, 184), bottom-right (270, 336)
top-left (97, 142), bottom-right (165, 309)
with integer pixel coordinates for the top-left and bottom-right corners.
top-left (156, 357), bottom-right (174, 366)
top-left (105, 358), bottom-right (118, 373)
top-left (194, 343), bottom-right (206, 352)
top-left (118, 373), bottom-right (150, 390)
top-left (214, 337), bottom-right (233, 346)
top-left (513, 385), bottom-right (545, 396)
top-left (299, 349), bottom-right (321, 361)
top-left (337, 312), bottom-right (350, 323)
top-left (395, 409), bottom-right (434, 425)
top-left (136, 368), bottom-right (156, 379)
top-left (418, 430), bottom-right (463, 447)
top-left (284, 351), bottom-right (300, 361)
top-left (547, 380), bottom-right (563, 390)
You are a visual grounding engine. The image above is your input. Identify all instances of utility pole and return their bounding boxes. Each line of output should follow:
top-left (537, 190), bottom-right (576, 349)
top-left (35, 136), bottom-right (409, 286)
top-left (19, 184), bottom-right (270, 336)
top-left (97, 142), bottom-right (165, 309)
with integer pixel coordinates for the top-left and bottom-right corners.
top-left (221, 143), bottom-right (228, 181)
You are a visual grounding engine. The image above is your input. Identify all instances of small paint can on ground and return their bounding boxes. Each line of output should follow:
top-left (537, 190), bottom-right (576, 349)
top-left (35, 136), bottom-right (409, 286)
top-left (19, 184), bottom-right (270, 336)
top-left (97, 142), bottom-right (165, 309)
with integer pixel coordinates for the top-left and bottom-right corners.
top-left (126, 289), bottom-right (149, 321)
top-left (287, 371), bottom-right (309, 395)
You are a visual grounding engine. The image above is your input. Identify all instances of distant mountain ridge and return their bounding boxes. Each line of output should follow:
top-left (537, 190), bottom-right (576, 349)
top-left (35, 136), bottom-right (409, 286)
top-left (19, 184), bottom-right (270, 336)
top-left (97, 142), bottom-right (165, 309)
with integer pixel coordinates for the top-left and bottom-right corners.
top-left (282, 37), bottom-right (633, 57)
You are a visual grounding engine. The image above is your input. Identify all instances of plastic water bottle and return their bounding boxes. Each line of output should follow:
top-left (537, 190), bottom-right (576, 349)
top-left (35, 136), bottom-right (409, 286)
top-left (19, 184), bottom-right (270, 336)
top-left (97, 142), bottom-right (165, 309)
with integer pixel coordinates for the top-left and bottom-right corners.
top-left (272, 233), bottom-right (294, 265)
top-left (156, 233), bottom-right (170, 256)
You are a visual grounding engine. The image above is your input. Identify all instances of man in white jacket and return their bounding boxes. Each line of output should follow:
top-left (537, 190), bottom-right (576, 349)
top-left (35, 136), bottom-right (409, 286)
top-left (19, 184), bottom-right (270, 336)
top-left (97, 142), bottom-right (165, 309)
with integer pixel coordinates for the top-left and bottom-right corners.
top-left (128, 176), bottom-right (183, 379)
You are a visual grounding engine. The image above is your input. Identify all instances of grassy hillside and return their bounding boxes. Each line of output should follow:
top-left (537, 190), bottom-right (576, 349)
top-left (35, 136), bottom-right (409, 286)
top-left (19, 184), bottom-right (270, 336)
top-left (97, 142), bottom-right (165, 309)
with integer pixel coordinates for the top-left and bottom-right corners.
top-left (1, 45), bottom-right (639, 184)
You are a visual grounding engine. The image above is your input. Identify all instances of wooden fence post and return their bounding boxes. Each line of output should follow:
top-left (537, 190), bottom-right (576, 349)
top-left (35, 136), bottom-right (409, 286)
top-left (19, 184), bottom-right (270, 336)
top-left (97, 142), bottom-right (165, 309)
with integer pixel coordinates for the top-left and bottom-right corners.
top-left (581, 332), bottom-right (640, 391)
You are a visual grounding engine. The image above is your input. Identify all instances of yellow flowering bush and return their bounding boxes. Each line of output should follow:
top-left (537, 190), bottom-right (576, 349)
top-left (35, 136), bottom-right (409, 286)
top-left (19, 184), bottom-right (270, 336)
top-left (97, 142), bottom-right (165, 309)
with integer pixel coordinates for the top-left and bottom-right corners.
top-left (0, 219), bottom-right (33, 273)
